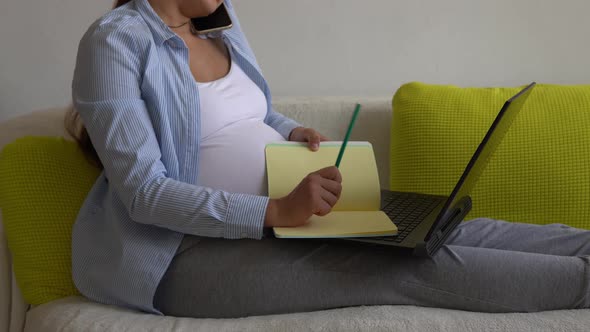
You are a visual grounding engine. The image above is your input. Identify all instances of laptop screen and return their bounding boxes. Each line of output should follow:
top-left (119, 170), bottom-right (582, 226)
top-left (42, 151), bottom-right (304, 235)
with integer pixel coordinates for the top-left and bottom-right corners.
top-left (426, 83), bottom-right (536, 240)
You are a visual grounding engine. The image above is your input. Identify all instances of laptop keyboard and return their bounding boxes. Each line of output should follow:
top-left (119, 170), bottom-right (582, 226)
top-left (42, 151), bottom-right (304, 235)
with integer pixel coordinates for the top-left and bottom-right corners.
top-left (376, 193), bottom-right (443, 243)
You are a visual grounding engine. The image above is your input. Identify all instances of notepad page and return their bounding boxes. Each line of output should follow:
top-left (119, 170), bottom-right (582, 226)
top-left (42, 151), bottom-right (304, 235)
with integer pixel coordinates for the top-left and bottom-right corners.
top-left (265, 141), bottom-right (381, 211)
top-left (273, 211), bottom-right (397, 238)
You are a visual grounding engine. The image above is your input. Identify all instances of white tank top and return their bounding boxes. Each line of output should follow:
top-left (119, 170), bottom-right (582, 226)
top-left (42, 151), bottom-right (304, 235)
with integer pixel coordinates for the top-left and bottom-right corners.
top-left (196, 56), bottom-right (285, 196)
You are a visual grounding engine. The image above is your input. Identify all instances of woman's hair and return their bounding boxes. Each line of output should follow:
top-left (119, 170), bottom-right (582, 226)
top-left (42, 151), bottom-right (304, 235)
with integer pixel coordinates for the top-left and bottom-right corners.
top-left (65, 0), bottom-right (132, 168)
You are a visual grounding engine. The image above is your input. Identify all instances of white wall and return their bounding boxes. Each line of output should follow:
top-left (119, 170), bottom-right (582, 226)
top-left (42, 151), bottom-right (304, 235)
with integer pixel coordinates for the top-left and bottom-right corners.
top-left (1, 0), bottom-right (590, 121)
top-left (0, 0), bottom-right (109, 121)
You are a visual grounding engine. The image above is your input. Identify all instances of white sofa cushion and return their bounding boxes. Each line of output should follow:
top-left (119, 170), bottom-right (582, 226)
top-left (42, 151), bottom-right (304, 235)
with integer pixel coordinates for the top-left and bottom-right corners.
top-left (24, 296), bottom-right (590, 332)
top-left (0, 108), bottom-right (70, 149)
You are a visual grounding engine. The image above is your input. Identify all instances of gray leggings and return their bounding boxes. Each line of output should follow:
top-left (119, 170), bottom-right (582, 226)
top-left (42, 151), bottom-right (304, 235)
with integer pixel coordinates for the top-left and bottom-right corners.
top-left (154, 218), bottom-right (590, 318)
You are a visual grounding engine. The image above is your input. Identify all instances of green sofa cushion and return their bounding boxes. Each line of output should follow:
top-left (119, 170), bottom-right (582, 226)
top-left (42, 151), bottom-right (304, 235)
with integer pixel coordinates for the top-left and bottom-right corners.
top-left (0, 136), bottom-right (100, 304)
top-left (391, 83), bottom-right (590, 229)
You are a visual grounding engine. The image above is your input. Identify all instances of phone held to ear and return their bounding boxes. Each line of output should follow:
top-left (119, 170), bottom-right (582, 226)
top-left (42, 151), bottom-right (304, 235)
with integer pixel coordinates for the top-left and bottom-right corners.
top-left (190, 3), bottom-right (233, 35)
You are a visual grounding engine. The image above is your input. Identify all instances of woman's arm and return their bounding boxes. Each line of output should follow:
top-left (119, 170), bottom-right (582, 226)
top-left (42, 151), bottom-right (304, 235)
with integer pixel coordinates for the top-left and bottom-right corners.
top-left (265, 107), bottom-right (302, 140)
top-left (73, 20), bottom-right (268, 239)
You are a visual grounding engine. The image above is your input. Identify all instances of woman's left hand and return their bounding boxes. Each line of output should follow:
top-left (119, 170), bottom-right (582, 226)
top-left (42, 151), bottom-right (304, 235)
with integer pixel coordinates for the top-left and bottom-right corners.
top-left (289, 127), bottom-right (330, 151)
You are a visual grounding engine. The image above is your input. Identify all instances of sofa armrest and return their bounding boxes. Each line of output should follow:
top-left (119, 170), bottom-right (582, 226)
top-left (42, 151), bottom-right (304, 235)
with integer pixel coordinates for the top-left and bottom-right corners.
top-left (0, 215), bottom-right (28, 332)
top-left (1, 214), bottom-right (11, 332)
top-left (9, 273), bottom-right (27, 332)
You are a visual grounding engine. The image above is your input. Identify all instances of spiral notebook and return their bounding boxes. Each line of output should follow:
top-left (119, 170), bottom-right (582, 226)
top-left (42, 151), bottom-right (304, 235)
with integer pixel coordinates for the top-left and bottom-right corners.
top-left (265, 141), bottom-right (397, 238)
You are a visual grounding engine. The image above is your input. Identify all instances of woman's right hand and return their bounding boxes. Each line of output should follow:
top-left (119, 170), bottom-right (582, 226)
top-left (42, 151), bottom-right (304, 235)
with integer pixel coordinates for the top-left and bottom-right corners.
top-left (264, 166), bottom-right (343, 227)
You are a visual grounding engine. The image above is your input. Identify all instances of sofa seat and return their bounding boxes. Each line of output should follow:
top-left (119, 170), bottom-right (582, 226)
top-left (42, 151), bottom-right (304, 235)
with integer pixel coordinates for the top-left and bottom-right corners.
top-left (24, 296), bottom-right (590, 332)
top-left (3, 99), bottom-right (590, 332)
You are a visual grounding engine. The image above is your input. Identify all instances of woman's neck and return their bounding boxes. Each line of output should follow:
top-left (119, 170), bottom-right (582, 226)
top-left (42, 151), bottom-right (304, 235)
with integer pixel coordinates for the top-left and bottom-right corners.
top-left (147, 0), bottom-right (192, 35)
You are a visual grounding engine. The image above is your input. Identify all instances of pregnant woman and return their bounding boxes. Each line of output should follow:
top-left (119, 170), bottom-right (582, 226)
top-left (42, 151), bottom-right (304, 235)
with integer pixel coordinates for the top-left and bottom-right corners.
top-left (67, 0), bottom-right (590, 318)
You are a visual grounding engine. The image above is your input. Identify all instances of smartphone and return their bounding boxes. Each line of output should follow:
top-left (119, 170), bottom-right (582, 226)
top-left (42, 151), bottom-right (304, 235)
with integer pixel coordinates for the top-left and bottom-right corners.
top-left (190, 3), bottom-right (233, 35)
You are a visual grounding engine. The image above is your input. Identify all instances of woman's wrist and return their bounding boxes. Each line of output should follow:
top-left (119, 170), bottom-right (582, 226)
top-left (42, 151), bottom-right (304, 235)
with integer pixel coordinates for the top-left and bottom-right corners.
top-left (288, 126), bottom-right (304, 141)
top-left (264, 198), bottom-right (280, 227)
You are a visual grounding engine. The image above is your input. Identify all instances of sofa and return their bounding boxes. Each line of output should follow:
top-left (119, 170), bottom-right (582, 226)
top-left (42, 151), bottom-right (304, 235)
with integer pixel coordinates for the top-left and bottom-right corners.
top-left (1, 97), bottom-right (589, 332)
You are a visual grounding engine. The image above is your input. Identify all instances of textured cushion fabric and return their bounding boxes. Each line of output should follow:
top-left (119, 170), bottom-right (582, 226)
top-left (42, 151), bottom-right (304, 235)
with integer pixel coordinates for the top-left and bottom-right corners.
top-left (391, 82), bottom-right (590, 229)
top-left (24, 296), bottom-right (590, 332)
top-left (0, 136), bottom-right (100, 305)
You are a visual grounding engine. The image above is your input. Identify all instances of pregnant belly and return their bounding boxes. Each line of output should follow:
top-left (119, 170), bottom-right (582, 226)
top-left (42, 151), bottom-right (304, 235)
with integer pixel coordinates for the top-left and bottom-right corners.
top-left (197, 119), bottom-right (286, 195)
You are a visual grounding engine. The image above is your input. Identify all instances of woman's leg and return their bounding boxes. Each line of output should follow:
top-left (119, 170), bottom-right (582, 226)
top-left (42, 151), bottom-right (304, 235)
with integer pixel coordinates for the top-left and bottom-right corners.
top-left (447, 218), bottom-right (590, 256)
top-left (154, 232), bottom-right (590, 318)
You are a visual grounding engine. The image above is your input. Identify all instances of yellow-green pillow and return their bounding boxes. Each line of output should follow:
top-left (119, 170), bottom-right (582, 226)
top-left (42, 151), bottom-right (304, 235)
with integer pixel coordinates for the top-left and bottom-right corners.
top-left (391, 82), bottom-right (590, 229)
top-left (0, 136), bottom-right (100, 304)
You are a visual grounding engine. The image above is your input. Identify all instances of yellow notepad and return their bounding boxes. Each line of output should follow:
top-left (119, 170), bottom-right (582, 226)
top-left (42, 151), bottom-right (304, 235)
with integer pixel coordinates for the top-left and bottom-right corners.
top-left (265, 141), bottom-right (397, 238)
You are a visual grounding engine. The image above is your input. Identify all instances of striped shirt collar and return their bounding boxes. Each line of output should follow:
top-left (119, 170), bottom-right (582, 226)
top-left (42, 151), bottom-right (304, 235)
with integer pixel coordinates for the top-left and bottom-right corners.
top-left (135, 0), bottom-right (178, 45)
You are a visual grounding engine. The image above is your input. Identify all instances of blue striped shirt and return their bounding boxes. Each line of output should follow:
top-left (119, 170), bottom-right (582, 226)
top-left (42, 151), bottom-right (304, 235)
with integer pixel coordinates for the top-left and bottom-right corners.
top-left (71, 0), bottom-right (301, 314)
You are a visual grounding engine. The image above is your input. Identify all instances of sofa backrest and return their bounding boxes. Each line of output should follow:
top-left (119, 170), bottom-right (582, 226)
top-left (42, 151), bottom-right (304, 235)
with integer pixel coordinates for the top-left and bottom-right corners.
top-left (0, 97), bottom-right (392, 331)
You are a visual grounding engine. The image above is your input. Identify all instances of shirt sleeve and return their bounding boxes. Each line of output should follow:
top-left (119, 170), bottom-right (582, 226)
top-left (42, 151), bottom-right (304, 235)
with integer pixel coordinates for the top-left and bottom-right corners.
top-left (265, 106), bottom-right (302, 140)
top-left (72, 21), bottom-right (267, 239)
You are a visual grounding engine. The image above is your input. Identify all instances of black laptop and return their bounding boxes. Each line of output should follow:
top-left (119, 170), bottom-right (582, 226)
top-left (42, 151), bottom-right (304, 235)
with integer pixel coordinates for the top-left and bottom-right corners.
top-left (344, 83), bottom-right (536, 257)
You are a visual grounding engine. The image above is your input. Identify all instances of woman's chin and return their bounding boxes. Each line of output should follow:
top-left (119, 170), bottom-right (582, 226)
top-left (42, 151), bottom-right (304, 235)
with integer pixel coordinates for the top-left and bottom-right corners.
top-left (182, 1), bottom-right (222, 18)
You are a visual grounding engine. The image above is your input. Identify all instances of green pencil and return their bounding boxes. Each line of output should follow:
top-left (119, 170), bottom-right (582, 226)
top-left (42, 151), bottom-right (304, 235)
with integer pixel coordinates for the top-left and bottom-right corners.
top-left (335, 103), bottom-right (361, 168)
